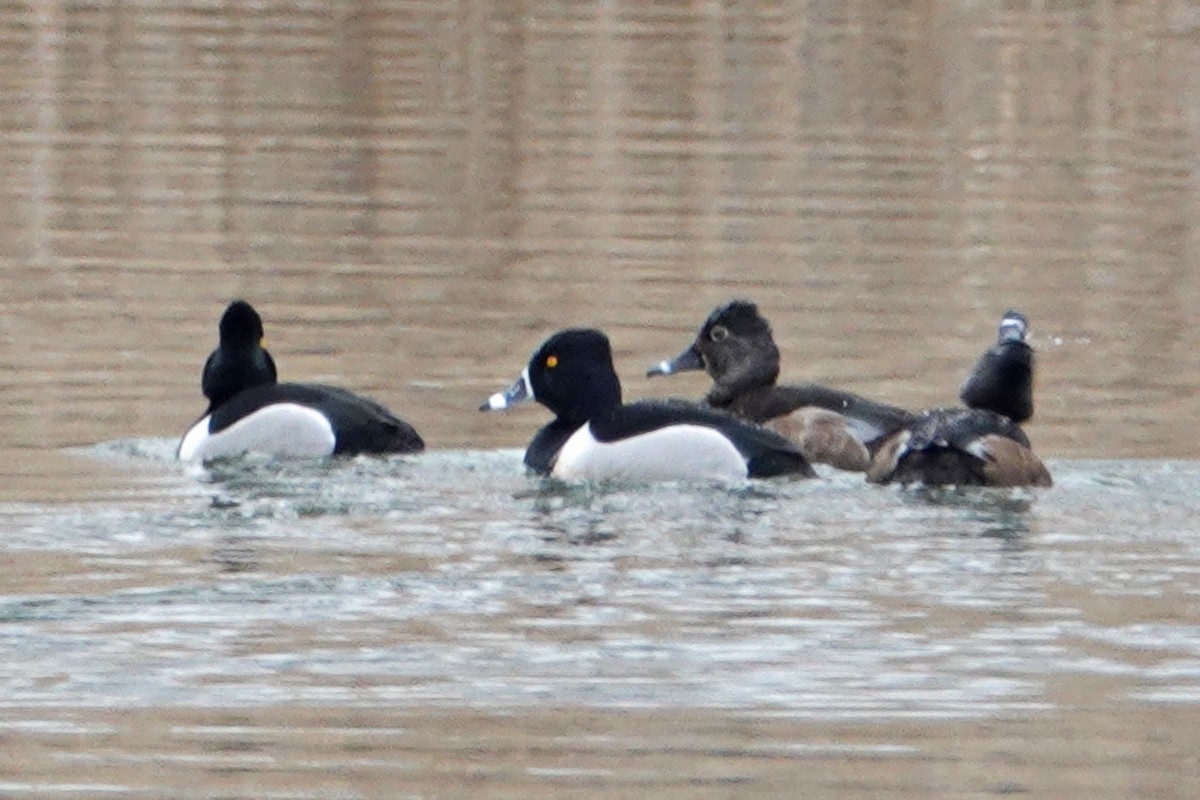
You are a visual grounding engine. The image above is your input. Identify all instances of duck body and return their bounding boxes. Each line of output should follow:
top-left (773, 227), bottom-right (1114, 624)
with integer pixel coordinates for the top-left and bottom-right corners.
top-left (520, 405), bottom-right (763, 481)
top-left (178, 301), bottom-right (424, 461)
top-left (866, 407), bottom-right (1052, 487)
top-left (867, 311), bottom-right (1051, 488)
top-left (648, 300), bottom-right (914, 471)
top-left (552, 400), bottom-right (817, 481)
top-left (711, 382), bottom-right (918, 471)
top-left (483, 328), bottom-right (815, 481)
top-left (179, 382), bottom-right (424, 461)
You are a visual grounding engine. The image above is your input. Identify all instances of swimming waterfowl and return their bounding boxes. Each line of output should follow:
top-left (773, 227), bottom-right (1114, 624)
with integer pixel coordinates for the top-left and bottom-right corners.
top-left (481, 327), bottom-right (815, 481)
top-left (866, 310), bottom-right (1052, 487)
top-left (647, 300), bottom-right (915, 471)
top-left (178, 300), bottom-right (424, 461)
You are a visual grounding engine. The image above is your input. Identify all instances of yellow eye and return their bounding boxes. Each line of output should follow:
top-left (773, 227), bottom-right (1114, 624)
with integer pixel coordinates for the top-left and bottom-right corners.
top-left (546, 355), bottom-right (558, 368)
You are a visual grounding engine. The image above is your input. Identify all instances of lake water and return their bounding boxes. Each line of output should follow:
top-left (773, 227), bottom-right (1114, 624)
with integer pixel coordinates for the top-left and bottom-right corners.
top-left (2, 1), bottom-right (1200, 797)
top-left (4, 446), bottom-right (1200, 797)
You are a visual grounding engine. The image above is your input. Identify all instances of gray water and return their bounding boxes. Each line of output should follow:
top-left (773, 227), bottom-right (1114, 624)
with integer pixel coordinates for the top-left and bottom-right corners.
top-left (7, 446), bottom-right (1200, 715)
top-left (4, 446), bottom-right (1200, 795)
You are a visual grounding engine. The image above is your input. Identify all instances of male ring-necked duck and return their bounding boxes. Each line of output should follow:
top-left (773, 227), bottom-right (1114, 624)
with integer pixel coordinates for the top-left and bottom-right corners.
top-left (481, 328), bottom-right (815, 481)
top-left (647, 300), bottom-right (915, 471)
top-left (178, 300), bottom-right (424, 461)
top-left (866, 310), bottom-right (1052, 487)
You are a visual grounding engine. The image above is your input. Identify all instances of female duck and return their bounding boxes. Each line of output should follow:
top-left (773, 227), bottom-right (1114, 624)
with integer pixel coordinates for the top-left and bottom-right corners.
top-left (866, 310), bottom-right (1052, 487)
top-left (178, 300), bottom-right (424, 461)
top-left (481, 328), bottom-right (814, 481)
top-left (648, 300), bottom-right (914, 471)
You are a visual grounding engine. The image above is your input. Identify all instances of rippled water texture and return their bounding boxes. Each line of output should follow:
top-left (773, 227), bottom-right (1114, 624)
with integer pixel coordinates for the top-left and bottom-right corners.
top-left (2, 1), bottom-right (1199, 797)
top-left (2, 446), bottom-right (1199, 796)
top-left (8, 444), bottom-right (1200, 717)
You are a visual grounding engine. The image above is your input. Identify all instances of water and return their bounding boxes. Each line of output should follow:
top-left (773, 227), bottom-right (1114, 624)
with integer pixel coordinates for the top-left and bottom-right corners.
top-left (8, 447), bottom-right (1200, 718)
top-left (3, 0), bottom-right (1200, 796)
top-left (3, 446), bottom-right (1200, 795)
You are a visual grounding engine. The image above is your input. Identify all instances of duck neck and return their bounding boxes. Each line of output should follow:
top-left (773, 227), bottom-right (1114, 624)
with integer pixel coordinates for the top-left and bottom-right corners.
top-left (706, 359), bottom-right (779, 408)
top-left (963, 342), bottom-right (1034, 422)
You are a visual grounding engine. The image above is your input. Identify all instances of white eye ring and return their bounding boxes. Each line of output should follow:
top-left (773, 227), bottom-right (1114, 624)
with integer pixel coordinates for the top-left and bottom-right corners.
top-left (709, 325), bottom-right (729, 343)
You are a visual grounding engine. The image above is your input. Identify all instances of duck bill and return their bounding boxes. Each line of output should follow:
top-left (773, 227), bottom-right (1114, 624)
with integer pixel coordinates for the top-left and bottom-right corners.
top-left (646, 344), bottom-right (704, 377)
top-left (480, 368), bottom-right (534, 411)
top-left (998, 311), bottom-right (1028, 343)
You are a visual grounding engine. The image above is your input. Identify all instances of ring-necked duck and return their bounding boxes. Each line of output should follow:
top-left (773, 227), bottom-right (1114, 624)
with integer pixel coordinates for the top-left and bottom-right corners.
top-left (647, 300), bottom-right (915, 471)
top-left (866, 310), bottom-right (1052, 487)
top-left (480, 328), bottom-right (815, 481)
top-left (178, 300), bottom-right (424, 461)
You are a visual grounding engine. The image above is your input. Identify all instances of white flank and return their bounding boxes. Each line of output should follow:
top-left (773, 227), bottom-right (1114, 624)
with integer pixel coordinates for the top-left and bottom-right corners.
top-left (553, 424), bottom-right (748, 482)
top-left (177, 404), bottom-right (336, 461)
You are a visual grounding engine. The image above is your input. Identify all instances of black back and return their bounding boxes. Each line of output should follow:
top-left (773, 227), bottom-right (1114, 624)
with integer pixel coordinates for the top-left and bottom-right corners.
top-left (904, 407), bottom-right (1031, 452)
top-left (208, 382), bottom-right (424, 454)
top-left (522, 328), bottom-right (814, 478)
top-left (885, 408), bottom-right (1032, 487)
top-left (202, 300), bottom-right (278, 412)
top-left (959, 310), bottom-right (1035, 423)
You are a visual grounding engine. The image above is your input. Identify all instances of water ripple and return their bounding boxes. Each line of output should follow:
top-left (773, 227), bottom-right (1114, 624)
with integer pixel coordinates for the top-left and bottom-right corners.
top-left (0, 445), bottom-right (1197, 720)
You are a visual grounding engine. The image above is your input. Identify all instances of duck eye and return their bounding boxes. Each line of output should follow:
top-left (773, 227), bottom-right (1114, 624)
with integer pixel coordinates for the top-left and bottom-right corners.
top-left (546, 355), bottom-right (558, 369)
top-left (709, 325), bottom-right (729, 343)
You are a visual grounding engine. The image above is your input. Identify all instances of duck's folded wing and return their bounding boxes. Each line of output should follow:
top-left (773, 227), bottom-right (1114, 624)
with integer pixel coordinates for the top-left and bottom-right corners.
top-left (906, 408), bottom-right (1030, 452)
top-left (301, 384), bottom-right (425, 454)
top-left (767, 384), bottom-right (917, 445)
